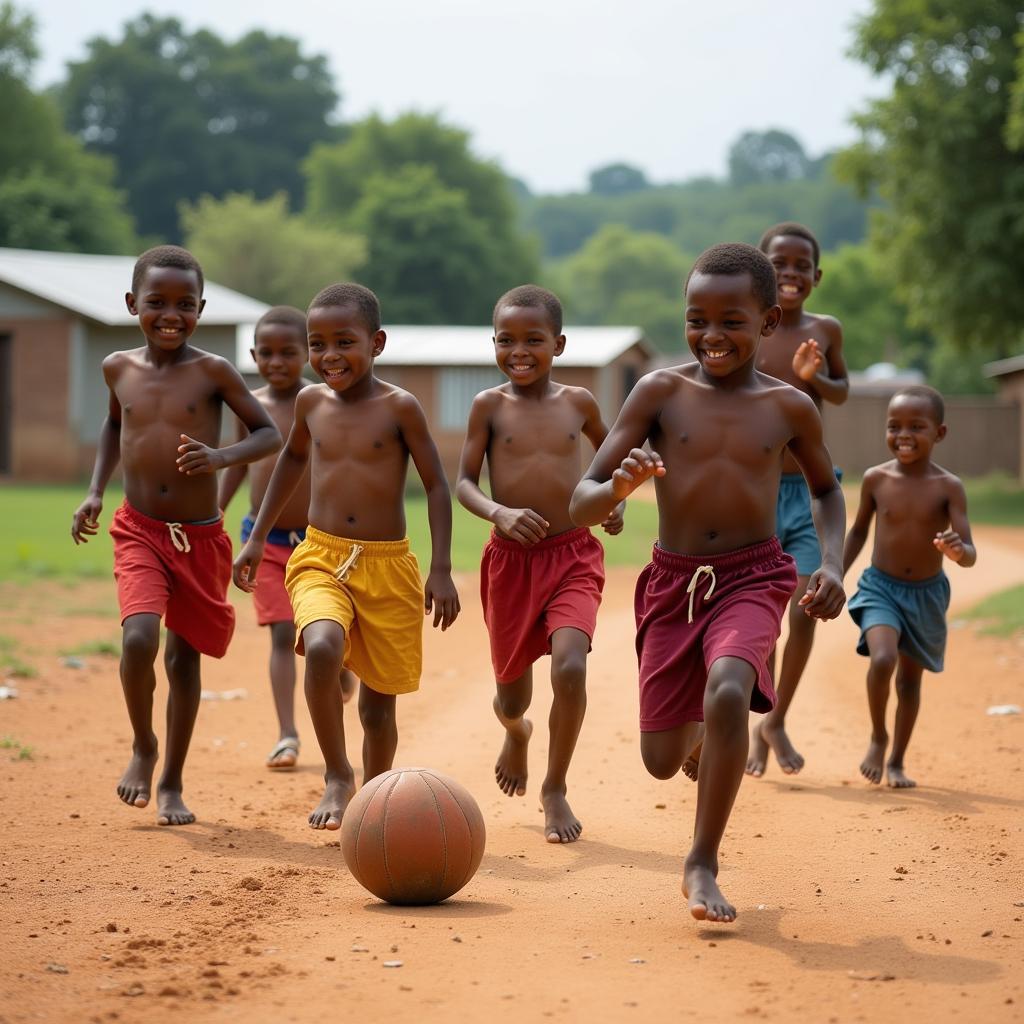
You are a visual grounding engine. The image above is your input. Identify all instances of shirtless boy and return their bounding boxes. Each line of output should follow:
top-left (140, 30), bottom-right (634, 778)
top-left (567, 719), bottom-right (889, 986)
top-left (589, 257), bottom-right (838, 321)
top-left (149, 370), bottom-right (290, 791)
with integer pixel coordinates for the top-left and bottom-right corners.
top-left (219, 307), bottom-right (356, 770)
top-left (233, 283), bottom-right (460, 829)
top-left (746, 222), bottom-right (849, 778)
top-left (456, 285), bottom-right (623, 844)
top-left (571, 243), bottom-right (846, 922)
top-left (71, 245), bottom-right (281, 825)
top-left (843, 385), bottom-right (975, 788)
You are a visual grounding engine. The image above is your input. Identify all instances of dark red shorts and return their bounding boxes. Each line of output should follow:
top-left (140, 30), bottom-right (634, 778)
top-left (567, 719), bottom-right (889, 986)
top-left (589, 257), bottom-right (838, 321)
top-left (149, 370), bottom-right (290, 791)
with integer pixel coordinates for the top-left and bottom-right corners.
top-left (481, 527), bottom-right (605, 683)
top-left (252, 542), bottom-right (295, 626)
top-left (111, 502), bottom-right (235, 658)
top-left (634, 537), bottom-right (796, 732)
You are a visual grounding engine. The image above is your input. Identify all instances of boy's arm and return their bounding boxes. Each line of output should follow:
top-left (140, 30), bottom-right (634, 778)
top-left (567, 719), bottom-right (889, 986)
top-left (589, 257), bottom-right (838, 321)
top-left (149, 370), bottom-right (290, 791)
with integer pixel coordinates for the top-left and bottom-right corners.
top-left (176, 358), bottom-right (280, 476)
top-left (842, 472), bottom-right (877, 575)
top-left (578, 390), bottom-right (625, 535)
top-left (217, 415), bottom-right (249, 511)
top-left (934, 478), bottom-right (977, 568)
top-left (399, 393), bottom-right (460, 630)
top-left (72, 358), bottom-right (122, 544)
top-left (793, 318), bottom-right (849, 406)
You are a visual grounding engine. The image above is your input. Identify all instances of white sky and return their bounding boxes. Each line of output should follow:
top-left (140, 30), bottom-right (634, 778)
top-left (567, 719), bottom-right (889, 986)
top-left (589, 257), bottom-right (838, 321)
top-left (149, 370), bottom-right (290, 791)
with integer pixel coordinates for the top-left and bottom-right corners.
top-left (30, 0), bottom-right (887, 194)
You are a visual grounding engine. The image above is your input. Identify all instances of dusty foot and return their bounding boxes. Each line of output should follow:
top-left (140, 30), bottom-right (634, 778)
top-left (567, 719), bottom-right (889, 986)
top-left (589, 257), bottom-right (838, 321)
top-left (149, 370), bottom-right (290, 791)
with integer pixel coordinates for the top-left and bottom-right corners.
top-left (886, 763), bottom-right (916, 788)
top-left (860, 736), bottom-right (887, 784)
top-left (745, 720), bottom-right (769, 777)
top-left (116, 745), bottom-right (157, 808)
top-left (308, 777), bottom-right (355, 830)
top-left (541, 789), bottom-right (582, 843)
top-left (683, 858), bottom-right (736, 923)
top-left (495, 717), bottom-right (533, 797)
top-left (156, 788), bottom-right (195, 826)
top-left (762, 719), bottom-right (805, 774)
top-left (682, 736), bottom-right (704, 782)
top-left (266, 736), bottom-right (299, 770)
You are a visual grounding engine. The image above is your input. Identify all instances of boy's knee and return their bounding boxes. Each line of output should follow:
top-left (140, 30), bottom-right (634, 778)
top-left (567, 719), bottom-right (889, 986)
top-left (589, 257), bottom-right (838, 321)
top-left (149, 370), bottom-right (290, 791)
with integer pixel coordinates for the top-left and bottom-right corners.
top-left (641, 742), bottom-right (680, 780)
top-left (870, 650), bottom-right (898, 678)
top-left (269, 621), bottom-right (296, 650)
top-left (303, 632), bottom-right (344, 671)
top-left (359, 698), bottom-right (395, 735)
top-left (164, 644), bottom-right (199, 680)
top-left (122, 621), bottom-right (159, 664)
top-left (550, 654), bottom-right (586, 695)
top-left (495, 686), bottom-right (530, 721)
top-left (895, 674), bottom-right (921, 698)
top-left (704, 676), bottom-right (749, 727)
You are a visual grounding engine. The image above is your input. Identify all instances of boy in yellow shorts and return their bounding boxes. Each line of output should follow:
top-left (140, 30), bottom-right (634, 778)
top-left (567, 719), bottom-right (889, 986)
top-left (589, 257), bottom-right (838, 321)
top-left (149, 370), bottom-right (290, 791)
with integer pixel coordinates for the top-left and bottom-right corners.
top-left (234, 283), bottom-right (460, 829)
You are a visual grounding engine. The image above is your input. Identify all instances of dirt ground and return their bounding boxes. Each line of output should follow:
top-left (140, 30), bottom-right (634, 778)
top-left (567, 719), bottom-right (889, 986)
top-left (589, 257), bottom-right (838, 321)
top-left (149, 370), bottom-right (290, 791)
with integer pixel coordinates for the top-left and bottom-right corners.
top-left (1, 526), bottom-right (1023, 1024)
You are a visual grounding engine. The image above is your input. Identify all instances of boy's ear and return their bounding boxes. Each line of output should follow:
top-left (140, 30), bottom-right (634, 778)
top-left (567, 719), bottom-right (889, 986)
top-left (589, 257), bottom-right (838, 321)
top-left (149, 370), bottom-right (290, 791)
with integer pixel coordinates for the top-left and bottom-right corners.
top-left (249, 347), bottom-right (257, 362)
top-left (125, 291), bottom-right (138, 315)
top-left (197, 297), bottom-right (206, 319)
top-left (936, 423), bottom-right (948, 443)
top-left (554, 334), bottom-right (567, 357)
top-left (372, 329), bottom-right (386, 357)
top-left (760, 304), bottom-right (783, 337)
top-left (813, 267), bottom-right (823, 287)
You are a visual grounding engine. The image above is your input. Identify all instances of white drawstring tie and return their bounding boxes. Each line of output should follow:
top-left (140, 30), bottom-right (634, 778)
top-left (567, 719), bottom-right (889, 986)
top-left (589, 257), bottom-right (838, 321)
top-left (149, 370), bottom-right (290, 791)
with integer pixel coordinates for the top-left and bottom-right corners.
top-left (167, 522), bottom-right (191, 554)
top-left (686, 565), bottom-right (716, 623)
top-left (288, 530), bottom-right (302, 546)
top-left (334, 544), bottom-right (364, 582)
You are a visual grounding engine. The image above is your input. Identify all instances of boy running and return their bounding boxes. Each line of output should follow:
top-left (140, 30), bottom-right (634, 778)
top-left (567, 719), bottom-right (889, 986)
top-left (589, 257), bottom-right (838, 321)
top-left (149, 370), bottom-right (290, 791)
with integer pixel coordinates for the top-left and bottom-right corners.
top-left (456, 285), bottom-right (623, 845)
top-left (843, 385), bottom-right (975, 788)
top-left (571, 244), bottom-right (846, 922)
top-left (71, 245), bottom-right (281, 826)
top-left (233, 283), bottom-right (459, 830)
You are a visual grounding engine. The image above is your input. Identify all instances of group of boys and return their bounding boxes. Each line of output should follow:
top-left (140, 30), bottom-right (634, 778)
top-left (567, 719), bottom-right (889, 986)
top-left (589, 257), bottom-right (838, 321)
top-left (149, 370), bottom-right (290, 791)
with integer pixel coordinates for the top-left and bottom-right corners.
top-left (71, 222), bottom-right (975, 923)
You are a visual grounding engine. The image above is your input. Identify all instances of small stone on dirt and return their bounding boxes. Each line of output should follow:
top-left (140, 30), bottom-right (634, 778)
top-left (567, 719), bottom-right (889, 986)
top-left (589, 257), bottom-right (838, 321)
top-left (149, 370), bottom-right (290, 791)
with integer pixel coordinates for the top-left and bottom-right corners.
top-left (383, 960), bottom-right (403, 968)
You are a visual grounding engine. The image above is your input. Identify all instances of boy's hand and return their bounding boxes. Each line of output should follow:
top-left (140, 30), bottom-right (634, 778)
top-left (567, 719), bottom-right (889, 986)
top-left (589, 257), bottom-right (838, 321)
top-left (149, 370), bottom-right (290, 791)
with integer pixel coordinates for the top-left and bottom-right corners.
top-left (71, 495), bottom-right (103, 545)
top-left (233, 540), bottom-right (265, 592)
top-left (494, 506), bottom-right (549, 546)
top-left (425, 572), bottom-right (460, 631)
top-left (177, 434), bottom-right (224, 476)
top-left (611, 448), bottom-right (665, 500)
top-left (934, 529), bottom-right (966, 563)
top-left (792, 340), bottom-right (824, 382)
top-left (601, 501), bottom-right (625, 536)
top-left (798, 567), bottom-right (846, 620)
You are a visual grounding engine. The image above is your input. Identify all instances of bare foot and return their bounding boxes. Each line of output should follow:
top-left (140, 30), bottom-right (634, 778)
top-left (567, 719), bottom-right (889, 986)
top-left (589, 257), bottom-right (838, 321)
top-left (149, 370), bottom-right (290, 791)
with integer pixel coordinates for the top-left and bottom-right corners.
top-left (116, 744), bottom-right (157, 808)
top-left (682, 733), bottom-right (704, 782)
top-left (683, 858), bottom-right (736, 923)
top-left (494, 717), bottom-right (533, 797)
top-left (156, 788), bottom-right (195, 826)
top-left (860, 736), bottom-right (886, 784)
top-left (308, 777), bottom-right (355, 830)
top-left (745, 720), bottom-right (769, 777)
top-left (762, 719), bottom-right (805, 774)
top-left (541, 789), bottom-right (582, 843)
top-left (886, 763), bottom-right (916, 788)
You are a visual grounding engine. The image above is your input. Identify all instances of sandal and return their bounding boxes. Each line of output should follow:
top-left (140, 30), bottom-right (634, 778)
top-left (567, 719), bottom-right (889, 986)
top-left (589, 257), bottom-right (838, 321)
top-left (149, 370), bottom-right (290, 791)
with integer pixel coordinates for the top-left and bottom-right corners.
top-left (266, 736), bottom-right (299, 770)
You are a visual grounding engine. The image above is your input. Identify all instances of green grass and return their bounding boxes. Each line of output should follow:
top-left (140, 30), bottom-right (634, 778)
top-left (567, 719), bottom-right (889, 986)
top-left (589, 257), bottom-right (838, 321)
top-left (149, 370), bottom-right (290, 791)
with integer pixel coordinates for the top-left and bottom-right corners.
top-left (0, 735), bottom-right (34, 760)
top-left (962, 583), bottom-right (1024, 637)
top-left (0, 634), bottom-right (35, 678)
top-left (963, 474), bottom-right (1024, 527)
top-left (57, 639), bottom-right (121, 658)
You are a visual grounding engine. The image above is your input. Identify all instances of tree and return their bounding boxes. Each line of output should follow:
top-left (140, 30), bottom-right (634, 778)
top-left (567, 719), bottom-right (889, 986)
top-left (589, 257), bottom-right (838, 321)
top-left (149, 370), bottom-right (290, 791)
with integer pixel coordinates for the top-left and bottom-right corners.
top-left (728, 130), bottom-right (810, 185)
top-left (180, 192), bottom-right (365, 309)
top-left (588, 162), bottom-right (650, 196)
top-left (59, 15), bottom-right (339, 240)
top-left (838, 0), bottom-right (1024, 352)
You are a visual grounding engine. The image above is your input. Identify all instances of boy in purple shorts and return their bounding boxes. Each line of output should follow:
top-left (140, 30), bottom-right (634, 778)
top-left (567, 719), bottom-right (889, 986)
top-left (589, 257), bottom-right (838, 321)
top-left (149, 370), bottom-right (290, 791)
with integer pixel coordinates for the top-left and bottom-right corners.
top-left (572, 243), bottom-right (846, 923)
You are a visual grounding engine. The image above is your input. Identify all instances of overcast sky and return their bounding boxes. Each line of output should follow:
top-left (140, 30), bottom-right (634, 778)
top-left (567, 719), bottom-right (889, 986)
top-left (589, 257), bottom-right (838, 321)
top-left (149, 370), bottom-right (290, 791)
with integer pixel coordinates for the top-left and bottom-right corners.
top-left (30, 0), bottom-right (887, 194)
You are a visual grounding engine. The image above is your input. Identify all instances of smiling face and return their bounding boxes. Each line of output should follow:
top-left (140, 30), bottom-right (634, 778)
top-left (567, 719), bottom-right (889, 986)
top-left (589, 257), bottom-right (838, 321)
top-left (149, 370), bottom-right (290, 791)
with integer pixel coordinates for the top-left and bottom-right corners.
top-left (306, 303), bottom-right (384, 394)
top-left (126, 266), bottom-right (205, 351)
top-left (886, 393), bottom-right (945, 465)
top-left (492, 304), bottom-right (565, 387)
top-left (764, 235), bottom-right (820, 312)
top-left (252, 322), bottom-right (307, 392)
top-left (684, 272), bottom-right (781, 378)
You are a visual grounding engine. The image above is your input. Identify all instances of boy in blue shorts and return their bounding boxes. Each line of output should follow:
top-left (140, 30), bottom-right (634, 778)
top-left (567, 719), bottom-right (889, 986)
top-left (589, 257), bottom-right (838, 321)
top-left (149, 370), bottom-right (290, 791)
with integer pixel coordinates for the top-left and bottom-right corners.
top-left (843, 385), bottom-right (975, 788)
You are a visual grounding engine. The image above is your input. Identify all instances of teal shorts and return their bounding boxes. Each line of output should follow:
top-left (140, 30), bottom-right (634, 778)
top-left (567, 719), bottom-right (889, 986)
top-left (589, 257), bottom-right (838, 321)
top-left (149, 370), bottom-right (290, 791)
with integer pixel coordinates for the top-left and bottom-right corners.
top-left (775, 470), bottom-right (842, 577)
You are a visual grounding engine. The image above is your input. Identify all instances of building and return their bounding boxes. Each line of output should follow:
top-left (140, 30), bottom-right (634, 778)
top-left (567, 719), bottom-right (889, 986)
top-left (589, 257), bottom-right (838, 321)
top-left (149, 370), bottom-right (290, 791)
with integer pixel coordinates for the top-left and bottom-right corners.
top-left (0, 247), bottom-right (269, 480)
top-left (984, 354), bottom-right (1024, 480)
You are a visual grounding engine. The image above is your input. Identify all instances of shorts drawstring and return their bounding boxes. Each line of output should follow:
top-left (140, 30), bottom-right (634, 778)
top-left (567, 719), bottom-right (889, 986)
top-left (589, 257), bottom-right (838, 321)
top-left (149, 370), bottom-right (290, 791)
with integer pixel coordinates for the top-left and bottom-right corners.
top-left (167, 522), bottom-right (191, 554)
top-left (334, 543), bottom-right (364, 582)
top-left (686, 565), bottom-right (716, 623)
top-left (288, 530), bottom-right (302, 547)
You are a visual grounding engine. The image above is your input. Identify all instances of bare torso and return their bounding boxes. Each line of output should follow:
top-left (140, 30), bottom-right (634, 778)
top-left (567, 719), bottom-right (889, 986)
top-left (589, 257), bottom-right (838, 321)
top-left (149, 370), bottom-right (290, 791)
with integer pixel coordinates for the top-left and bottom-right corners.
top-left (249, 385), bottom-right (311, 530)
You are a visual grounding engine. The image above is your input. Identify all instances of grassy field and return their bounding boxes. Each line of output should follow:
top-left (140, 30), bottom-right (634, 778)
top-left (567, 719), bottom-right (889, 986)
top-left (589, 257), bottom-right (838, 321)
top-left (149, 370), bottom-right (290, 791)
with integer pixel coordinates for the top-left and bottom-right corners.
top-left (963, 583), bottom-right (1024, 637)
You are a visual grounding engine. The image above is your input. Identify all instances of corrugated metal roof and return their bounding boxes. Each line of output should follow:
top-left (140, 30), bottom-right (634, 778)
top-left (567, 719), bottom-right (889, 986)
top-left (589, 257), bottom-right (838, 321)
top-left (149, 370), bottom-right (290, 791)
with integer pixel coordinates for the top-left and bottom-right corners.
top-left (984, 354), bottom-right (1024, 378)
top-left (0, 247), bottom-right (269, 326)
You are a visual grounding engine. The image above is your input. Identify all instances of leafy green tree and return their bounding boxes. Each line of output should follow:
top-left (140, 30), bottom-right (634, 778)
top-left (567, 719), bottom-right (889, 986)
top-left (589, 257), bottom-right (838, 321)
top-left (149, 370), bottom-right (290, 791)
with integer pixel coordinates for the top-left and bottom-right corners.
top-left (180, 192), bottom-right (365, 309)
top-left (588, 163), bottom-right (649, 196)
top-left (728, 130), bottom-right (810, 185)
top-left (59, 15), bottom-right (339, 240)
top-left (838, 0), bottom-right (1024, 352)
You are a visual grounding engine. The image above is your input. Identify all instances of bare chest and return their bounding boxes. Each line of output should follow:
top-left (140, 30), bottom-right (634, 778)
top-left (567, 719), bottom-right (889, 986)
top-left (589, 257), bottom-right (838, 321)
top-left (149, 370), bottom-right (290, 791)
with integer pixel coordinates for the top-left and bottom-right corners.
top-left (308, 405), bottom-right (404, 465)
top-left (657, 398), bottom-right (791, 470)
top-left (489, 405), bottom-right (584, 462)
top-left (874, 478), bottom-right (948, 529)
top-left (118, 366), bottom-right (216, 430)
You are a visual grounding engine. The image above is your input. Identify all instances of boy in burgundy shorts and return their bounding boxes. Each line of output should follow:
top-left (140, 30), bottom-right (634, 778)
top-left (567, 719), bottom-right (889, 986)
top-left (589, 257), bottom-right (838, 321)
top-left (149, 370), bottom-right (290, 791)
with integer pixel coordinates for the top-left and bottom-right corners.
top-left (457, 285), bottom-right (623, 844)
top-left (572, 244), bottom-right (846, 921)
top-left (72, 246), bottom-right (280, 826)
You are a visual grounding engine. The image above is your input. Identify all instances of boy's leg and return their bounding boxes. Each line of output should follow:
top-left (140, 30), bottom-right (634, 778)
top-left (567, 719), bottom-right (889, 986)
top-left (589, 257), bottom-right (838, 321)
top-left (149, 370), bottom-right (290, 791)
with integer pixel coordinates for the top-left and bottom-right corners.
top-left (860, 625), bottom-right (899, 784)
top-left (116, 612), bottom-right (162, 809)
top-left (494, 668), bottom-right (534, 797)
top-left (358, 684), bottom-right (397, 784)
top-left (640, 722), bottom-right (704, 780)
top-left (542, 627), bottom-right (589, 844)
top-left (158, 629), bottom-right (202, 826)
top-left (266, 621), bottom-right (299, 767)
top-left (340, 669), bottom-right (357, 704)
top-left (302, 620), bottom-right (356, 829)
top-left (886, 654), bottom-right (923, 789)
top-left (684, 655), bottom-right (757, 923)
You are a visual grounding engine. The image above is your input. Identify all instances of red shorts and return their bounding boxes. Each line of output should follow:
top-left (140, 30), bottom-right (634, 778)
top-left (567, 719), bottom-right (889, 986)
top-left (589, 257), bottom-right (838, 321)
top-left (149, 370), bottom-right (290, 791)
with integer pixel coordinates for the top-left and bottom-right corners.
top-left (252, 542), bottom-right (295, 626)
top-left (634, 537), bottom-right (796, 731)
top-left (111, 502), bottom-right (235, 658)
top-left (481, 526), bottom-right (605, 683)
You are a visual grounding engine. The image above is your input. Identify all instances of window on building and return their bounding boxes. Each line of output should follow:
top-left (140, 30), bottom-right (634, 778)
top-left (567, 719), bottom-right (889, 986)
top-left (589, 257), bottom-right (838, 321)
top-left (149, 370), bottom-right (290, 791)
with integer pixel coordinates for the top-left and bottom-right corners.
top-left (439, 367), bottom-right (504, 429)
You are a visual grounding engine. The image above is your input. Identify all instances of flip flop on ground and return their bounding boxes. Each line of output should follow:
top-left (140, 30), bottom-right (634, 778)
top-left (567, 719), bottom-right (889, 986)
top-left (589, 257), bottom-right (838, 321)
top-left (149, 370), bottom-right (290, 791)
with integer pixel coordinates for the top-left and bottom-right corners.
top-left (266, 736), bottom-right (299, 770)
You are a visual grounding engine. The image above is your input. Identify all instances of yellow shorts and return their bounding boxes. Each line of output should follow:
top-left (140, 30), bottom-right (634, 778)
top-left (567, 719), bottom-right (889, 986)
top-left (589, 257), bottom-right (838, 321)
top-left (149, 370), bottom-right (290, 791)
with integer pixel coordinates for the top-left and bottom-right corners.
top-left (284, 527), bottom-right (423, 696)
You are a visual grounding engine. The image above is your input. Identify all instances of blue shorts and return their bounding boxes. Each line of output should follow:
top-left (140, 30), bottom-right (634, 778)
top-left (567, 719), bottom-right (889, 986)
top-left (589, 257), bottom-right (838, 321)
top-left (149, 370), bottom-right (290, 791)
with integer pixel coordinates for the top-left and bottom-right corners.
top-left (775, 470), bottom-right (842, 576)
top-left (848, 565), bottom-right (950, 673)
top-left (241, 514), bottom-right (306, 549)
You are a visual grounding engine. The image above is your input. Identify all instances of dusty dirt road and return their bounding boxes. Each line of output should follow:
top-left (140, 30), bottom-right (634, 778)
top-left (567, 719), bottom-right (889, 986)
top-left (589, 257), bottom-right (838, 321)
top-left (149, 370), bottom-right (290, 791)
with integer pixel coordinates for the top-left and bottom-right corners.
top-left (1, 526), bottom-right (1023, 1023)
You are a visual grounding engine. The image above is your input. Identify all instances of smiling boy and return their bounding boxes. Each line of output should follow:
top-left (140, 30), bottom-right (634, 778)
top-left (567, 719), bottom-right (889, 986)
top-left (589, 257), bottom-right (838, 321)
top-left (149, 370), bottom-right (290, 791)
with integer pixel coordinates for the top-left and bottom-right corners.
top-left (571, 244), bottom-right (846, 922)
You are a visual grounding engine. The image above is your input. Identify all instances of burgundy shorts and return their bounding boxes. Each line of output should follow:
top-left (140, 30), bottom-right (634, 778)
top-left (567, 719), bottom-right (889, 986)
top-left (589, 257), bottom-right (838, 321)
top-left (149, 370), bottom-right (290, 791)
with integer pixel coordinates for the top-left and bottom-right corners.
top-left (253, 541), bottom-right (295, 626)
top-left (634, 537), bottom-right (796, 731)
top-left (481, 527), bottom-right (605, 683)
top-left (111, 502), bottom-right (236, 658)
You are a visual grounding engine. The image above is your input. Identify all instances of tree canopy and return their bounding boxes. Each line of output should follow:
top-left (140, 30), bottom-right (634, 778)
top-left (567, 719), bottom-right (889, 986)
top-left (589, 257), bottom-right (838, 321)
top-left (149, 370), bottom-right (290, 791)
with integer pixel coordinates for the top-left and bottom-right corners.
top-left (728, 129), bottom-right (811, 186)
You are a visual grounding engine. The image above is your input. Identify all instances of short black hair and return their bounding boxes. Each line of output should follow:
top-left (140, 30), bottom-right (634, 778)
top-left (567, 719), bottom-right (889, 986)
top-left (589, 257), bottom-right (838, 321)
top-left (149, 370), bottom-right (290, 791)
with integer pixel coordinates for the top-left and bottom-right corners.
top-left (685, 243), bottom-right (778, 311)
top-left (493, 284), bottom-right (563, 335)
top-left (132, 245), bottom-right (204, 296)
top-left (256, 305), bottom-right (307, 341)
top-left (758, 222), bottom-right (821, 268)
top-left (308, 283), bottom-right (381, 333)
top-left (890, 384), bottom-right (945, 423)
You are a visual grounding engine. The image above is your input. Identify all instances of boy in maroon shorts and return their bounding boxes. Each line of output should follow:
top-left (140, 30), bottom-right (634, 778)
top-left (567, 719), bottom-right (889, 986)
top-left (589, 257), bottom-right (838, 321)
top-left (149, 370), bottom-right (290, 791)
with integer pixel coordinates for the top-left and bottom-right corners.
top-left (572, 244), bottom-right (846, 921)
top-left (71, 246), bottom-right (280, 825)
top-left (457, 285), bottom-right (623, 844)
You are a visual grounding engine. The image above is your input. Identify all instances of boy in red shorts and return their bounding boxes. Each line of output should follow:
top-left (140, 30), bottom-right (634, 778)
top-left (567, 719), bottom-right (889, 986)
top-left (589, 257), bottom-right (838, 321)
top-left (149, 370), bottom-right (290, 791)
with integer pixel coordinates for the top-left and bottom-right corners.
top-left (572, 244), bottom-right (846, 921)
top-left (71, 245), bottom-right (280, 825)
top-left (457, 285), bottom-right (623, 844)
